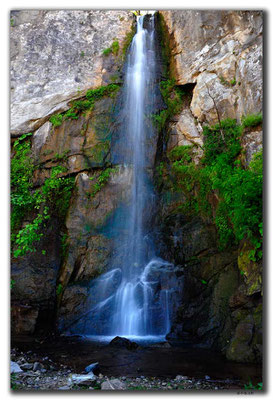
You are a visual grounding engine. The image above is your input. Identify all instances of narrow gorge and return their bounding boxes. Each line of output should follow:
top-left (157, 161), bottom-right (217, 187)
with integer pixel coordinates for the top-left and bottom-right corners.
top-left (10, 9), bottom-right (263, 391)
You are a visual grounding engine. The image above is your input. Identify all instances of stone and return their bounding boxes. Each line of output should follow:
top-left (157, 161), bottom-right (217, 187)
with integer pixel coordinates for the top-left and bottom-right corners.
top-left (109, 336), bottom-right (138, 350)
top-left (175, 375), bottom-right (186, 381)
top-left (11, 361), bottom-right (23, 373)
top-left (69, 372), bottom-right (96, 385)
top-left (20, 363), bottom-right (33, 371)
top-left (84, 362), bottom-right (99, 374)
top-left (33, 362), bottom-right (43, 372)
top-left (226, 315), bottom-right (255, 362)
top-left (101, 378), bottom-right (127, 390)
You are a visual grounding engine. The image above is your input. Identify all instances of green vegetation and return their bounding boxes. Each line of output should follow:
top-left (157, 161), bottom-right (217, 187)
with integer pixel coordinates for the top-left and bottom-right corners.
top-left (122, 25), bottom-right (136, 56)
top-left (111, 40), bottom-right (120, 55)
top-left (159, 117), bottom-right (263, 258)
top-left (56, 283), bottom-right (63, 296)
top-left (244, 380), bottom-right (263, 391)
top-left (219, 76), bottom-right (237, 87)
top-left (49, 84), bottom-right (120, 127)
top-left (61, 233), bottom-right (69, 259)
top-left (242, 113), bottom-right (262, 128)
top-left (49, 114), bottom-right (63, 127)
top-left (102, 40), bottom-right (120, 56)
top-left (11, 136), bottom-right (75, 258)
top-left (11, 373), bottom-right (21, 390)
top-left (89, 167), bottom-right (118, 197)
top-left (11, 279), bottom-right (15, 289)
top-left (102, 48), bottom-right (112, 56)
top-left (10, 18), bottom-right (14, 27)
top-left (80, 50), bottom-right (85, 57)
top-left (158, 13), bottom-right (172, 79)
top-left (151, 79), bottom-right (186, 132)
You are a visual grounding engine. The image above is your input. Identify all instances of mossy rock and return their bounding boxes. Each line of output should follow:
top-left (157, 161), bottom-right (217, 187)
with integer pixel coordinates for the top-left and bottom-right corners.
top-left (238, 241), bottom-right (262, 296)
top-left (226, 315), bottom-right (255, 362)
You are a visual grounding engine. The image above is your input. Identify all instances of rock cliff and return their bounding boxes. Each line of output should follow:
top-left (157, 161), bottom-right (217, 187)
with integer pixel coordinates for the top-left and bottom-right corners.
top-left (11, 10), bottom-right (263, 364)
top-left (10, 10), bottom-right (134, 135)
top-left (156, 10), bottom-right (263, 363)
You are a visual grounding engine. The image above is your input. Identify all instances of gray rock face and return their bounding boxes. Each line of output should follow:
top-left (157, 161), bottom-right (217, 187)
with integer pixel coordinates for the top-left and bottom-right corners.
top-left (10, 10), bottom-right (134, 135)
top-left (160, 10), bottom-right (262, 143)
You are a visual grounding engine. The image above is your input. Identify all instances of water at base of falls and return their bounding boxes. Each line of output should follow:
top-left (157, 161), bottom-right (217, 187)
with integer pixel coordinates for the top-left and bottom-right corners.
top-left (64, 14), bottom-right (183, 341)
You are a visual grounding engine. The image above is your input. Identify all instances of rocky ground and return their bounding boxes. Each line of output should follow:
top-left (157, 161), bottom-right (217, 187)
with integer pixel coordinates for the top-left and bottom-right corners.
top-left (11, 347), bottom-right (243, 391)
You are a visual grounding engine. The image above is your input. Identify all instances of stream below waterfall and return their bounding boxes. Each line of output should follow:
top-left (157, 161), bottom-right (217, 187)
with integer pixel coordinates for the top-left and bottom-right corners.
top-left (11, 336), bottom-right (262, 387)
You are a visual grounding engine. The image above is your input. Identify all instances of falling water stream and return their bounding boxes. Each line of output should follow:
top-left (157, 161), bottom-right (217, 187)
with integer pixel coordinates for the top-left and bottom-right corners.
top-left (67, 13), bottom-right (182, 341)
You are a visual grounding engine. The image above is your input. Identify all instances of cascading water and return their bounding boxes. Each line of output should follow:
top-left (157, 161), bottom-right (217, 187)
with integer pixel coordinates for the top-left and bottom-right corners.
top-left (111, 15), bottom-right (159, 336)
top-left (65, 13), bottom-right (183, 340)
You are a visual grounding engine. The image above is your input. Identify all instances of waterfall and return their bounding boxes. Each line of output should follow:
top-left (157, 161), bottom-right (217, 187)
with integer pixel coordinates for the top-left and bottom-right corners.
top-left (67, 14), bottom-right (182, 340)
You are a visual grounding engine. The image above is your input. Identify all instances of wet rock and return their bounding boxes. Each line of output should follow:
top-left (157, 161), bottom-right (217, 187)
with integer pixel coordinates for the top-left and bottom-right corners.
top-left (58, 385), bottom-right (71, 390)
top-left (33, 362), bottom-right (44, 372)
top-left (101, 378), bottom-right (127, 390)
top-left (70, 372), bottom-right (96, 385)
top-left (175, 375), bottom-right (188, 381)
top-left (109, 336), bottom-right (139, 350)
top-left (11, 361), bottom-right (23, 373)
top-left (20, 363), bottom-right (33, 371)
top-left (84, 362), bottom-right (99, 374)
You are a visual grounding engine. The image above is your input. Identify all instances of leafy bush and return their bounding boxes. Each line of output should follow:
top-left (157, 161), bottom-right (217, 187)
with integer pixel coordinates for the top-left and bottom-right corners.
top-left (49, 114), bottom-right (63, 127)
top-left (242, 113), bottom-right (263, 128)
top-left (11, 137), bottom-right (75, 257)
top-left (161, 119), bottom-right (263, 257)
top-left (11, 134), bottom-right (35, 237)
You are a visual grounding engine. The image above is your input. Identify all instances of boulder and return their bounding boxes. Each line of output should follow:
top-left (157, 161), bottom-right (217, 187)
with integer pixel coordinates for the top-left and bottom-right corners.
top-left (109, 336), bottom-right (139, 350)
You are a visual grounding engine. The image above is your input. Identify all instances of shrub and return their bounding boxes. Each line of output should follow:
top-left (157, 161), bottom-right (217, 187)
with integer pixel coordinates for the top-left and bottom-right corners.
top-left (161, 119), bottom-right (263, 257)
top-left (49, 114), bottom-right (63, 127)
top-left (242, 113), bottom-right (263, 128)
top-left (11, 138), bottom-right (75, 257)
